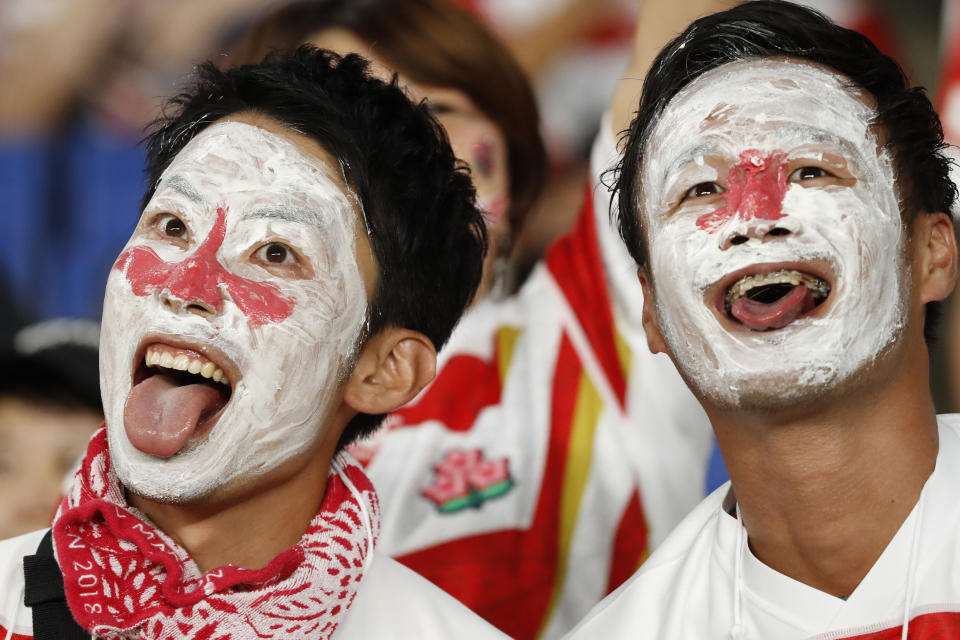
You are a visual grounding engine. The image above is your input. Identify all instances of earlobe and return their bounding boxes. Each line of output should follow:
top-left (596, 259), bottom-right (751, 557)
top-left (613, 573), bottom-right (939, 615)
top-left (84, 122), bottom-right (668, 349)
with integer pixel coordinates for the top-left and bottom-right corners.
top-left (915, 212), bottom-right (957, 304)
top-left (343, 328), bottom-right (437, 416)
top-left (638, 269), bottom-right (668, 354)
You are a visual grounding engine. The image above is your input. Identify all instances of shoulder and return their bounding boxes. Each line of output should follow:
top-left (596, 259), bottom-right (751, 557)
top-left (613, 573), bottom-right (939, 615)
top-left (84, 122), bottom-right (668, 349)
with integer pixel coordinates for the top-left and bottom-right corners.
top-left (566, 486), bottom-right (731, 638)
top-left (0, 529), bottom-right (46, 638)
top-left (336, 552), bottom-right (509, 639)
top-left (938, 413), bottom-right (960, 437)
top-left (0, 528), bottom-right (46, 587)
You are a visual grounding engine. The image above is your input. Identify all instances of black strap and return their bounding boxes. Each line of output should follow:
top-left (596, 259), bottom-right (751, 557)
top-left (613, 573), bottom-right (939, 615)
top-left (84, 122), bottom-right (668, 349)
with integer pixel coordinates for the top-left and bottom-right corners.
top-left (22, 529), bottom-right (89, 639)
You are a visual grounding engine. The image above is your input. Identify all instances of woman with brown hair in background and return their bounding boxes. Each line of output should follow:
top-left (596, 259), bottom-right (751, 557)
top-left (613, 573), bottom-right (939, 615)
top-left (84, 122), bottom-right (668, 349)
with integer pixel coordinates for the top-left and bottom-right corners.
top-left (231, 2), bottom-right (714, 638)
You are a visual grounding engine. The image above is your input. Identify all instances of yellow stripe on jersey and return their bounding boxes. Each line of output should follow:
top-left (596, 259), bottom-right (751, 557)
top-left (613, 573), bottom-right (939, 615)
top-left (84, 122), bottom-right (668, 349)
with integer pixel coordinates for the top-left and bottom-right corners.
top-left (497, 326), bottom-right (523, 384)
top-left (614, 326), bottom-right (632, 383)
top-left (537, 369), bottom-right (604, 638)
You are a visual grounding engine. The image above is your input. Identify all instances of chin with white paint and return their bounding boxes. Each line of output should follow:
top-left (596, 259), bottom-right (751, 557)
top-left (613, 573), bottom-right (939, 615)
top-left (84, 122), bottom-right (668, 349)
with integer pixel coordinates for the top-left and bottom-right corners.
top-left (641, 60), bottom-right (908, 409)
top-left (100, 120), bottom-right (368, 502)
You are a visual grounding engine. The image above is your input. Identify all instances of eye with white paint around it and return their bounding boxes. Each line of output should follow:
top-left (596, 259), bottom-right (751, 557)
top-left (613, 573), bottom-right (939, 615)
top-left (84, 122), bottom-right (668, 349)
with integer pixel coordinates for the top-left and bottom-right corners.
top-left (252, 241), bottom-right (310, 279)
top-left (789, 166), bottom-right (833, 182)
top-left (682, 181), bottom-right (725, 202)
top-left (144, 212), bottom-right (190, 248)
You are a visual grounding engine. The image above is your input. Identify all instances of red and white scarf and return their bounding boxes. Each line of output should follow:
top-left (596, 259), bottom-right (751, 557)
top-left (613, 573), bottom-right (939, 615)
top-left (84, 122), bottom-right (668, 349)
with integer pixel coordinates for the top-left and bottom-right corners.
top-left (51, 428), bottom-right (380, 640)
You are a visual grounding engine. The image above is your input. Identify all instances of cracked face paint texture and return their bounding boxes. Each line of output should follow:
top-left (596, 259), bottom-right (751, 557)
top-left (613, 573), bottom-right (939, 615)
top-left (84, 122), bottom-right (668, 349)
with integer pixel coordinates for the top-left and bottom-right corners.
top-left (100, 121), bottom-right (368, 501)
top-left (640, 60), bottom-right (907, 407)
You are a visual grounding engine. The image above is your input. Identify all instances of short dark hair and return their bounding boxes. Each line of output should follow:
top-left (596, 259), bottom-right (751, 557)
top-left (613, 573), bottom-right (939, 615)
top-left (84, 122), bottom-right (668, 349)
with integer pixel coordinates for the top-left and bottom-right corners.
top-left (614, 0), bottom-right (956, 342)
top-left (141, 46), bottom-right (486, 443)
top-left (233, 0), bottom-right (547, 244)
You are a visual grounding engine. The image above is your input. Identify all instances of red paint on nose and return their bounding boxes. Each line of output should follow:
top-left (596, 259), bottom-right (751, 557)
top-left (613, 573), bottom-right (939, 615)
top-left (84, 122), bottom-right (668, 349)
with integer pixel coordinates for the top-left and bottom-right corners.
top-left (114, 207), bottom-right (295, 327)
top-left (696, 150), bottom-right (789, 234)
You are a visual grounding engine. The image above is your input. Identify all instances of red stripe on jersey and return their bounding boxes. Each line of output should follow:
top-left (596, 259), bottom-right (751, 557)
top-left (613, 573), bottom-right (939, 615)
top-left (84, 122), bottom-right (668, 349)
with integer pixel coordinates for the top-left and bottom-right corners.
top-left (605, 487), bottom-right (649, 595)
top-left (396, 333), bottom-right (583, 639)
top-left (0, 623), bottom-right (32, 640)
top-left (546, 184), bottom-right (627, 410)
top-left (835, 611), bottom-right (960, 638)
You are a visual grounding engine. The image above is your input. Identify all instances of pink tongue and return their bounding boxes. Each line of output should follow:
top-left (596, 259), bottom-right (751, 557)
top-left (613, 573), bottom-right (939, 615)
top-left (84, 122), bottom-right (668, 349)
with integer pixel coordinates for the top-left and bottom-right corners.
top-left (730, 284), bottom-right (815, 331)
top-left (123, 373), bottom-right (225, 457)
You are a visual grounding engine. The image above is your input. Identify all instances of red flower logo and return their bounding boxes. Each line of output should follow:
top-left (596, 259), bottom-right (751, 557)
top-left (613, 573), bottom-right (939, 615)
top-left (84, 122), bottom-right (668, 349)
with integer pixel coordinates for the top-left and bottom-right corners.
top-left (422, 449), bottom-right (514, 513)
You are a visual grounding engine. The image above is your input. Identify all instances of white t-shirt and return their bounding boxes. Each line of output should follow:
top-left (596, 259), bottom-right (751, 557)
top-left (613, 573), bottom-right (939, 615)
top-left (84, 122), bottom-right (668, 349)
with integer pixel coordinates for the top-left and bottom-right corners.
top-left (568, 414), bottom-right (960, 640)
top-left (0, 528), bottom-right (507, 640)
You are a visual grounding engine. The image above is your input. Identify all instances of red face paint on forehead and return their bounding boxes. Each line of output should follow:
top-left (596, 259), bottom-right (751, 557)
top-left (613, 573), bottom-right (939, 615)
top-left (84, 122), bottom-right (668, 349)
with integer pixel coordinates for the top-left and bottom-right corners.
top-left (695, 150), bottom-right (789, 234)
top-left (114, 207), bottom-right (296, 328)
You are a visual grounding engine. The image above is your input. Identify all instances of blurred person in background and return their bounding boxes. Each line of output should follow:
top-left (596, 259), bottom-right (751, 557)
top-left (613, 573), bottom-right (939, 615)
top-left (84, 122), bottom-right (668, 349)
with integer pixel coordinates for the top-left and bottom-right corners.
top-left (0, 0), bottom-right (277, 322)
top-left (231, 1), bottom-right (715, 638)
top-left (938, 0), bottom-right (960, 413)
top-left (0, 312), bottom-right (102, 540)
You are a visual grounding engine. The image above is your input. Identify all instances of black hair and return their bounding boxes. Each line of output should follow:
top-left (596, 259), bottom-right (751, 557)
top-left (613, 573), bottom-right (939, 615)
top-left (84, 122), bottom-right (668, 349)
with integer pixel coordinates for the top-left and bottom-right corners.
top-left (0, 349), bottom-right (102, 414)
top-left (1, 318), bottom-right (103, 415)
top-left (614, 0), bottom-right (955, 343)
top-left (141, 46), bottom-right (486, 444)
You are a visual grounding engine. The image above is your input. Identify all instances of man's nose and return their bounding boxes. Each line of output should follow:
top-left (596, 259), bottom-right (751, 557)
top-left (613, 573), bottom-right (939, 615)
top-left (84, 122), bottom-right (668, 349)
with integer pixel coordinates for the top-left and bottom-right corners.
top-left (159, 288), bottom-right (218, 317)
top-left (157, 254), bottom-right (225, 317)
top-left (720, 219), bottom-right (793, 250)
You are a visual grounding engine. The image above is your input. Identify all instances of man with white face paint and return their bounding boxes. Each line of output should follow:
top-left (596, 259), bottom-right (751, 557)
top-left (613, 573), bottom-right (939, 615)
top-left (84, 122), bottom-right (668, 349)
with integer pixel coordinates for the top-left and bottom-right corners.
top-left (0, 47), bottom-right (508, 639)
top-left (569, 2), bottom-right (960, 639)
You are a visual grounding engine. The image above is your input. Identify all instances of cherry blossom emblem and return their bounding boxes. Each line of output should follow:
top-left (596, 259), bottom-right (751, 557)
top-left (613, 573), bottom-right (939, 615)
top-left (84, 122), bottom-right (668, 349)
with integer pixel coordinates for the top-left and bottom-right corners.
top-left (422, 448), bottom-right (514, 513)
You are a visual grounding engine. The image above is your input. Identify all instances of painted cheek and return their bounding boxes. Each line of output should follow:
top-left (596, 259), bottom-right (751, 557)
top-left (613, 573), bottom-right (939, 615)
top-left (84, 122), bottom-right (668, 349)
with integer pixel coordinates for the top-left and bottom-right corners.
top-left (695, 150), bottom-right (789, 233)
top-left (114, 207), bottom-right (296, 328)
top-left (479, 193), bottom-right (509, 227)
top-left (471, 137), bottom-right (494, 178)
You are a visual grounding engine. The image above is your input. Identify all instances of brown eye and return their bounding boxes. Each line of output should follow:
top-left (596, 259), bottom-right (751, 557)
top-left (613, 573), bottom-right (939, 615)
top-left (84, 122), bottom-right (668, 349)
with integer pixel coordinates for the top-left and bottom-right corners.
top-left (265, 243), bottom-right (288, 263)
top-left (164, 217), bottom-right (186, 237)
top-left (684, 182), bottom-right (723, 200)
top-left (791, 166), bottom-right (830, 181)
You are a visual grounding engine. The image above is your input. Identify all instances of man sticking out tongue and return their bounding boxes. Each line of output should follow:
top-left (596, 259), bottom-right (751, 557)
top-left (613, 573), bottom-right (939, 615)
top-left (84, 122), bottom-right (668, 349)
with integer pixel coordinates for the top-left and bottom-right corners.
top-left (569, 2), bottom-right (960, 639)
top-left (0, 47), bottom-right (506, 640)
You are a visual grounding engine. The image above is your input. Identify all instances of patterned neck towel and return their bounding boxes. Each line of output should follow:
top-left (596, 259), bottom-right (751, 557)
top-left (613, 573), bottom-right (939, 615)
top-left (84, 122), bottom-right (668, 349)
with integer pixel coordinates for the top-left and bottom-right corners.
top-left (52, 428), bottom-right (379, 639)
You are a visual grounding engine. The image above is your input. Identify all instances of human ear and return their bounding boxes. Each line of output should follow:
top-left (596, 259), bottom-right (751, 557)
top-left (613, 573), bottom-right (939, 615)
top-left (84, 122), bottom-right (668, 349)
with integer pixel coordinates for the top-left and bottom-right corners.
top-left (913, 212), bottom-right (957, 304)
top-left (638, 269), bottom-right (668, 354)
top-left (342, 328), bottom-right (437, 415)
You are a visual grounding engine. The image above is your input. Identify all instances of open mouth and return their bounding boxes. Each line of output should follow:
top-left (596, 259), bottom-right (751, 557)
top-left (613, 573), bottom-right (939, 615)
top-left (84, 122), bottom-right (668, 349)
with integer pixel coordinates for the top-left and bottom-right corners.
top-left (722, 268), bottom-right (831, 331)
top-left (124, 342), bottom-right (235, 457)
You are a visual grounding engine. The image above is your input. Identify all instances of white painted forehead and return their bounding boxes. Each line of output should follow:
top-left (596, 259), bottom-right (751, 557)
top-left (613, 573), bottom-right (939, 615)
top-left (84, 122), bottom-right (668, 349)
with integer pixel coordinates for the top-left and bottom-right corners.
top-left (171, 120), bottom-right (306, 163)
top-left (646, 58), bottom-right (877, 151)
top-left (159, 120), bottom-right (348, 196)
top-left (154, 119), bottom-right (367, 230)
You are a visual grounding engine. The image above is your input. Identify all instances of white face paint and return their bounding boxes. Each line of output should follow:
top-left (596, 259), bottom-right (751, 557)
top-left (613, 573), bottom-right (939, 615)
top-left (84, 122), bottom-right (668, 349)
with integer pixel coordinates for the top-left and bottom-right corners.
top-left (100, 120), bottom-right (368, 501)
top-left (641, 60), bottom-right (907, 408)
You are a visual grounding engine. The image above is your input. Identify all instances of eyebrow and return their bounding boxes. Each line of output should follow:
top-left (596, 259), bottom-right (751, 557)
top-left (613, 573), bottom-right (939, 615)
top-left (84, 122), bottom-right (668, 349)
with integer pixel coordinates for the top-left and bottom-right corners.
top-left (243, 206), bottom-right (322, 228)
top-left (778, 123), bottom-right (862, 157)
top-left (666, 141), bottom-right (721, 176)
top-left (164, 175), bottom-right (205, 203)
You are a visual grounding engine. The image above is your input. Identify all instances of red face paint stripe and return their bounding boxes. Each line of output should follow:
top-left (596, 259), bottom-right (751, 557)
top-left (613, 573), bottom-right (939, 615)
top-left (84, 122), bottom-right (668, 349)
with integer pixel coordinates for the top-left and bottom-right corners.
top-left (696, 149), bottom-right (789, 233)
top-left (115, 207), bottom-right (296, 328)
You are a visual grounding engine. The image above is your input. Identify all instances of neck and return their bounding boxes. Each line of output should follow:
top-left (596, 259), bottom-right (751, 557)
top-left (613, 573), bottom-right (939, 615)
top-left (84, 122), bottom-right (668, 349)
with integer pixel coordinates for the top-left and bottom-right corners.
top-left (127, 439), bottom-right (337, 573)
top-left (711, 342), bottom-right (938, 596)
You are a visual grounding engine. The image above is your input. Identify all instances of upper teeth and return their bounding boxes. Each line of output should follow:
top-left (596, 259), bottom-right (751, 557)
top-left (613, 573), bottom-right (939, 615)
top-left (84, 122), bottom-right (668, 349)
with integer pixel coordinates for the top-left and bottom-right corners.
top-left (725, 269), bottom-right (830, 304)
top-left (145, 349), bottom-right (229, 385)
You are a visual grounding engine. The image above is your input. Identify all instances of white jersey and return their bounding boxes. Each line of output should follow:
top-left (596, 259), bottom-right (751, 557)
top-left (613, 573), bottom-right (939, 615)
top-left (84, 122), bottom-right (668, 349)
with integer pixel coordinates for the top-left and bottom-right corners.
top-left (352, 115), bottom-right (712, 639)
top-left (0, 529), bottom-right (507, 640)
top-left (568, 414), bottom-right (960, 640)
